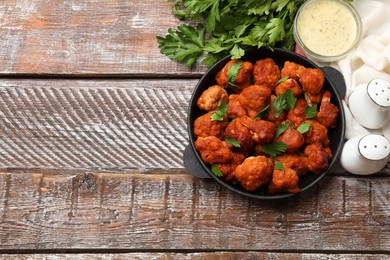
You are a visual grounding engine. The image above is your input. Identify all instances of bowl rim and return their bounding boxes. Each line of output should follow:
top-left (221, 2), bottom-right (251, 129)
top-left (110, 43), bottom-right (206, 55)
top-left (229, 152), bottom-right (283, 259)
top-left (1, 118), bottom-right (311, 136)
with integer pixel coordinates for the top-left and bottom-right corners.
top-left (187, 47), bottom-right (346, 200)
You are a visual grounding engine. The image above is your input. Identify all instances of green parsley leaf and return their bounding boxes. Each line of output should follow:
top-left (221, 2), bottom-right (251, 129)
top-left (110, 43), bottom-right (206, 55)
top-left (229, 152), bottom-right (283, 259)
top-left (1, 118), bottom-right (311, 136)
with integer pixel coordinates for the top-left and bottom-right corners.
top-left (285, 89), bottom-right (297, 109)
top-left (226, 136), bottom-right (241, 147)
top-left (211, 164), bottom-right (223, 177)
top-left (296, 122), bottom-right (312, 134)
top-left (305, 104), bottom-right (318, 119)
top-left (227, 61), bottom-right (243, 88)
top-left (265, 18), bottom-right (285, 45)
top-left (210, 101), bottom-right (228, 121)
top-left (261, 142), bottom-right (288, 158)
top-left (276, 76), bottom-right (289, 85)
top-left (158, 0), bottom-right (308, 68)
top-left (156, 24), bottom-right (205, 68)
top-left (254, 104), bottom-right (270, 119)
top-left (272, 95), bottom-right (286, 119)
top-left (275, 121), bottom-right (290, 139)
top-left (230, 44), bottom-right (245, 60)
top-left (275, 160), bottom-right (285, 171)
top-left (272, 89), bottom-right (297, 118)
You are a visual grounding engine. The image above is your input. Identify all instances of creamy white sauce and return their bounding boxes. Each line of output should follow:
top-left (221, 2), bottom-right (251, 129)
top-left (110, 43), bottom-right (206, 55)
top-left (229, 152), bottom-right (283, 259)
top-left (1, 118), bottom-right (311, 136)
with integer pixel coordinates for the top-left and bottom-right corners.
top-left (297, 0), bottom-right (357, 56)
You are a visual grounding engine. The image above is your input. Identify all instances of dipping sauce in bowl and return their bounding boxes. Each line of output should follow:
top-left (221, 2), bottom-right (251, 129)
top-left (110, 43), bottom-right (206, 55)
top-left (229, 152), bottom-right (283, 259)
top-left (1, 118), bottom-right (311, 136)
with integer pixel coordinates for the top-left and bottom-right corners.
top-left (294, 0), bottom-right (362, 62)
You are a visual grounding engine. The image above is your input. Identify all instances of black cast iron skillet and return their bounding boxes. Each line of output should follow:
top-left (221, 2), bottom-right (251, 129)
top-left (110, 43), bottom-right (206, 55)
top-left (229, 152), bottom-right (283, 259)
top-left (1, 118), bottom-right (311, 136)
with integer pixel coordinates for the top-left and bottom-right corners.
top-left (183, 47), bottom-right (346, 200)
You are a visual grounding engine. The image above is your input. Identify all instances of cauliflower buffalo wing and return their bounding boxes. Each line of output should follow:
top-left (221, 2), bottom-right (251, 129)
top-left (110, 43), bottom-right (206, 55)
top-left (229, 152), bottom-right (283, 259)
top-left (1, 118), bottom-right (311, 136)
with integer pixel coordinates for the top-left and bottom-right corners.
top-left (275, 78), bottom-right (303, 97)
top-left (215, 60), bottom-right (253, 90)
top-left (238, 84), bottom-right (272, 118)
top-left (287, 98), bottom-right (307, 128)
top-left (253, 58), bottom-right (281, 90)
top-left (193, 111), bottom-right (227, 139)
top-left (234, 156), bottom-right (274, 191)
top-left (240, 116), bottom-right (276, 144)
top-left (268, 166), bottom-right (300, 194)
top-left (276, 154), bottom-right (309, 176)
top-left (226, 94), bottom-right (247, 119)
top-left (300, 68), bottom-right (325, 105)
top-left (197, 85), bottom-right (228, 111)
top-left (304, 143), bottom-right (332, 174)
top-left (317, 90), bottom-right (339, 128)
top-left (225, 118), bottom-right (254, 154)
top-left (281, 61), bottom-right (306, 81)
top-left (277, 126), bottom-right (305, 153)
top-left (216, 152), bottom-right (246, 184)
top-left (195, 136), bottom-right (233, 164)
top-left (304, 120), bottom-right (330, 147)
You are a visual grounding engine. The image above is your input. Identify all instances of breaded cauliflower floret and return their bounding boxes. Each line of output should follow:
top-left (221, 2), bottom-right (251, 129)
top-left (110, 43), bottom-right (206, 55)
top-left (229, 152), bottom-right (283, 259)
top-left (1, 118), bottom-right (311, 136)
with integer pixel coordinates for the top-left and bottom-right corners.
top-left (275, 78), bottom-right (302, 97)
top-left (215, 60), bottom-right (253, 90)
top-left (225, 118), bottom-right (253, 154)
top-left (299, 68), bottom-right (324, 95)
top-left (234, 156), bottom-right (274, 191)
top-left (303, 120), bottom-right (330, 147)
top-left (268, 166), bottom-right (300, 194)
top-left (238, 85), bottom-right (271, 118)
top-left (304, 143), bottom-right (332, 174)
top-left (216, 152), bottom-right (246, 184)
top-left (317, 90), bottom-right (338, 128)
top-left (226, 94), bottom-right (247, 119)
top-left (193, 111), bottom-right (227, 139)
top-left (281, 61), bottom-right (306, 81)
top-left (197, 85), bottom-right (228, 111)
top-left (253, 58), bottom-right (281, 90)
top-left (287, 98), bottom-right (307, 128)
top-left (277, 154), bottom-right (309, 176)
top-left (240, 116), bottom-right (276, 144)
top-left (277, 126), bottom-right (304, 153)
top-left (195, 136), bottom-right (233, 164)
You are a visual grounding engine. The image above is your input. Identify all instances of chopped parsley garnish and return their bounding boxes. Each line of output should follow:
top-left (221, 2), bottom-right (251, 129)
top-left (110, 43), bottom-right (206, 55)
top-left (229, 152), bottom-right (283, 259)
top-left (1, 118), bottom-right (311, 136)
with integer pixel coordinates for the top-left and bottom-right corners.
top-left (305, 104), bottom-right (318, 119)
top-left (276, 76), bottom-right (289, 85)
top-left (272, 89), bottom-right (297, 118)
top-left (261, 142), bottom-right (288, 158)
top-left (254, 104), bottom-right (270, 119)
top-left (275, 161), bottom-right (285, 171)
top-left (227, 61), bottom-right (243, 88)
top-left (226, 136), bottom-right (241, 147)
top-left (275, 121), bottom-right (290, 139)
top-left (296, 122), bottom-right (312, 134)
top-left (211, 164), bottom-right (223, 177)
top-left (210, 101), bottom-right (228, 121)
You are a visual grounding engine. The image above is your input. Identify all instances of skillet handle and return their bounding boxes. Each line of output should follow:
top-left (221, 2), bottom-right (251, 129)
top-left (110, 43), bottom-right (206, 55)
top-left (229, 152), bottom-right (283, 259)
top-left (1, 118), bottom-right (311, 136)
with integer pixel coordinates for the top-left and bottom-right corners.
top-left (322, 66), bottom-right (347, 98)
top-left (183, 145), bottom-right (211, 178)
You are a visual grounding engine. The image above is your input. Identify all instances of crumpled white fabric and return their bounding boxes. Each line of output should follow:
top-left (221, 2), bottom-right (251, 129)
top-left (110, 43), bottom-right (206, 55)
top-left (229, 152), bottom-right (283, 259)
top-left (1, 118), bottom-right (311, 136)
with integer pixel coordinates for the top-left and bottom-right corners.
top-left (330, 0), bottom-right (390, 172)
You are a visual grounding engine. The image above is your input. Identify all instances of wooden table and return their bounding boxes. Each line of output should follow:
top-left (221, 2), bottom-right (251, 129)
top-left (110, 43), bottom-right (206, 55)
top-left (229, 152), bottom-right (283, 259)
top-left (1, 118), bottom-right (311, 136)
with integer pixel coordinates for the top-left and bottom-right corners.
top-left (0, 1), bottom-right (389, 259)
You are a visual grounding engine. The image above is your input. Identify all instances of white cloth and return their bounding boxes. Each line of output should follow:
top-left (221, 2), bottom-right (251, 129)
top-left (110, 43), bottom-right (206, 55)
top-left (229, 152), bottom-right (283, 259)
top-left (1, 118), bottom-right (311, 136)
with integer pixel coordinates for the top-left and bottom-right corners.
top-left (330, 0), bottom-right (390, 172)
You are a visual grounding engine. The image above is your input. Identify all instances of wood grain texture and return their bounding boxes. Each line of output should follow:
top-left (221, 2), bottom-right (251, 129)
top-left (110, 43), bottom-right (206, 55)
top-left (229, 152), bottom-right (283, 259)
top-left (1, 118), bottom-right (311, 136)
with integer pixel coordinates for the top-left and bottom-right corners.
top-left (0, 79), bottom-right (388, 173)
top-left (0, 0), bottom-right (204, 76)
top-left (2, 253), bottom-right (390, 260)
top-left (0, 79), bottom-right (195, 170)
top-left (1, 172), bottom-right (390, 251)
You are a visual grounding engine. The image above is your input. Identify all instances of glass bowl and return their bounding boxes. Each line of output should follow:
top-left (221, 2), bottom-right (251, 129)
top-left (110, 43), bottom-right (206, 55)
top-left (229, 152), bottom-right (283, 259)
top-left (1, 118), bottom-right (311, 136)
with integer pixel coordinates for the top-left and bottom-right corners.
top-left (293, 0), bottom-right (362, 62)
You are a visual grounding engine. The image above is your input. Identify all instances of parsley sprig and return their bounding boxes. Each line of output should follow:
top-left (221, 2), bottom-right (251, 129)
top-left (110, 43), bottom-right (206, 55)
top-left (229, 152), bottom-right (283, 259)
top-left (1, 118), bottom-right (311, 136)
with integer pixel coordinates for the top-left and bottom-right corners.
top-left (210, 101), bottom-right (228, 121)
top-left (272, 89), bottom-right (297, 118)
top-left (158, 0), bottom-right (307, 67)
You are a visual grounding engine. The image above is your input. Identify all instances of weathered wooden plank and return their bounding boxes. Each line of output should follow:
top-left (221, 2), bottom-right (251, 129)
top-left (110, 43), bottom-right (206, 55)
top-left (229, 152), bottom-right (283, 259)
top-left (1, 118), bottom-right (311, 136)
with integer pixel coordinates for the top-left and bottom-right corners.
top-left (0, 79), bottom-right (195, 170)
top-left (2, 253), bottom-right (390, 260)
top-left (0, 79), bottom-right (388, 173)
top-left (0, 0), bottom-right (204, 76)
top-left (1, 172), bottom-right (390, 251)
